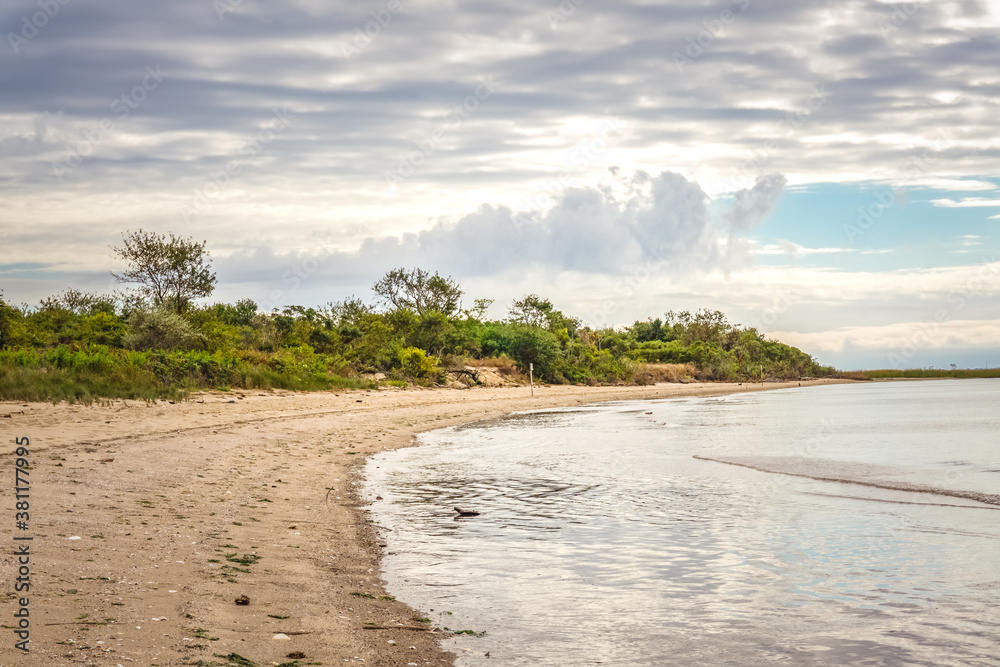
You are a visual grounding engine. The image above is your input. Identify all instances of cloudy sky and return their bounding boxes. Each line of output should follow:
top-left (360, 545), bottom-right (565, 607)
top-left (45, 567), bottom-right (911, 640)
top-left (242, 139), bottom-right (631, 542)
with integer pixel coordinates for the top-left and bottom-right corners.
top-left (2, 0), bottom-right (999, 369)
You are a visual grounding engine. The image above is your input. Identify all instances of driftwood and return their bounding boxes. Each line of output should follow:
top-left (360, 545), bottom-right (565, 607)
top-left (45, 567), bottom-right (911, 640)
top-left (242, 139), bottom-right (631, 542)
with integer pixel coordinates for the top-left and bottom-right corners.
top-left (447, 368), bottom-right (480, 383)
top-left (44, 622), bottom-right (111, 626)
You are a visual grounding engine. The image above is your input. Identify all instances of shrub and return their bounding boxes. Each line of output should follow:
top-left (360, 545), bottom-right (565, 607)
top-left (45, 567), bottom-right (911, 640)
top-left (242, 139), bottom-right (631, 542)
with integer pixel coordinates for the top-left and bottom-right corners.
top-left (124, 308), bottom-right (202, 350)
top-left (72, 313), bottom-right (127, 347)
top-left (397, 347), bottom-right (440, 379)
top-left (0, 295), bottom-right (14, 348)
top-left (479, 323), bottom-right (562, 380)
top-left (631, 363), bottom-right (697, 385)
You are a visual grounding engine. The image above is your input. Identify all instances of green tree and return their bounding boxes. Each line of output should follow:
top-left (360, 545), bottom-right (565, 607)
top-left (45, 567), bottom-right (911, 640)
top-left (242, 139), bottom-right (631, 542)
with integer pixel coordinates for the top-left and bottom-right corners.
top-left (0, 291), bottom-right (15, 348)
top-left (508, 294), bottom-right (554, 328)
top-left (372, 268), bottom-right (463, 317)
top-left (508, 294), bottom-right (581, 335)
top-left (111, 230), bottom-right (217, 313)
top-left (38, 288), bottom-right (116, 315)
top-left (666, 309), bottom-right (730, 347)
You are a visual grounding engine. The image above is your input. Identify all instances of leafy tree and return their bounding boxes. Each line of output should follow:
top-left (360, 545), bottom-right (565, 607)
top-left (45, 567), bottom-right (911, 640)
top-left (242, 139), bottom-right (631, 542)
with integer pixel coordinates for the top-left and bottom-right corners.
top-left (480, 322), bottom-right (563, 379)
top-left (409, 310), bottom-right (454, 357)
top-left (212, 298), bottom-right (257, 327)
top-left (508, 294), bottom-right (554, 328)
top-left (666, 309), bottom-right (730, 347)
top-left (467, 298), bottom-right (494, 321)
top-left (322, 296), bottom-right (373, 328)
top-left (372, 268), bottom-right (463, 317)
top-left (111, 230), bottom-right (217, 313)
top-left (38, 288), bottom-right (116, 316)
top-left (0, 291), bottom-right (14, 348)
top-left (508, 326), bottom-right (563, 379)
top-left (632, 318), bottom-right (664, 343)
top-left (508, 294), bottom-right (581, 335)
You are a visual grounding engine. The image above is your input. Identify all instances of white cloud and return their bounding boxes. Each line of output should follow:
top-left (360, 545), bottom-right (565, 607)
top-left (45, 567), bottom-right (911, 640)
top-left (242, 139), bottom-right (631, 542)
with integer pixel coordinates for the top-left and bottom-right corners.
top-left (901, 178), bottom-right (997, 192)
top-left (930, 198), bottom-right (1000, 208)
top-left (756, 240), bottom-right (855, 257)
top-left (770, 320), bottom-right (1000, 354)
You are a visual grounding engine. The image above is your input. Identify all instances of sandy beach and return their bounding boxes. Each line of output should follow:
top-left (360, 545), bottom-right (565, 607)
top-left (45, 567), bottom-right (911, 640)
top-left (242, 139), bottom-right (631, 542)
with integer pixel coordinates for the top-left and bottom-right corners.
top-left (0, 379), bottom-right (849, 666)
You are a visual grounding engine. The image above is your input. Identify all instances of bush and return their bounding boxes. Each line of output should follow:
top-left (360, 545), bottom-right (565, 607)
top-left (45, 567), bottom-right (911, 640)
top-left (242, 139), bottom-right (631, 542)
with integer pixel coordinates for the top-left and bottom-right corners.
top-left (397, 347), bottom-right (441, 380)
top-left (479, 323), bottom-right (563, 380)
top-left (72, 313), bottom-right (127, 347)
top-left (0, 296), bottom-right (14, 348)
top-left (124, 308), bottom-right (202, 350)
top-left (631, 363), bottom-right (697, 384)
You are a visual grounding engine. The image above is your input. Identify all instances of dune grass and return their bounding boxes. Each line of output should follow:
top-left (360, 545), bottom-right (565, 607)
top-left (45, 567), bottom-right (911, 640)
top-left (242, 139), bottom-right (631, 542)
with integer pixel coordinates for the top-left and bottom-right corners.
top-left (0, 345), bottom-right (373, 404)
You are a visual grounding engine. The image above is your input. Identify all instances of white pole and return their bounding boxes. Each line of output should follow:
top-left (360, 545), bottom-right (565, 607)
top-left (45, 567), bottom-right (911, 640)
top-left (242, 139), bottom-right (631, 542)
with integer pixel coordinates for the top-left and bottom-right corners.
top-left (529, 363), bottom-right (534, 396)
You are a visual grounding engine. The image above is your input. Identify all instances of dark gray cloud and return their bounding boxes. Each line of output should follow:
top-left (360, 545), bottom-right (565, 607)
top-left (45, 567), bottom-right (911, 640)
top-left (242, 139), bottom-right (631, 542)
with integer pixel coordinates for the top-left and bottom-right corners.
top-left (2, 0), bottom-right (995, 199)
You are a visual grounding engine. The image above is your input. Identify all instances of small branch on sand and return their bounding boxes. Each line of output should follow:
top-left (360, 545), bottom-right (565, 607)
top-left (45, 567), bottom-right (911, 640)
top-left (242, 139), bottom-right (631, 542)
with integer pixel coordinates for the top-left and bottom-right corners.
top-left (44, 622), bottom-right (111, 626)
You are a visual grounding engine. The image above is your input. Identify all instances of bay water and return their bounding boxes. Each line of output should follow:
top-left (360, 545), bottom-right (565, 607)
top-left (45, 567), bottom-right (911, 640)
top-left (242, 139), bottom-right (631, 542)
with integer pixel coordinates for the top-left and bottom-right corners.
top-left (364, 380), bottom-right (1000, 665)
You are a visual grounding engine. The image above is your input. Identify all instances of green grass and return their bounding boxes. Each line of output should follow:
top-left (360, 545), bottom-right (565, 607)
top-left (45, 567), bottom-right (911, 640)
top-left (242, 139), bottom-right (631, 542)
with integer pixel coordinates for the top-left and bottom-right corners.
top-left (0, 344), bottom-right (373, 403)
top-left (224, 553), bottom-right (260, 566)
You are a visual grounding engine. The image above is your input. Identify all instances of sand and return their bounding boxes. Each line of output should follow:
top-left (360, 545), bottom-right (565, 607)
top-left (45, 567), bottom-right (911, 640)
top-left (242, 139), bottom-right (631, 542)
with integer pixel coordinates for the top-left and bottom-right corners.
top-left (0, 379), bottom-right (849, 666)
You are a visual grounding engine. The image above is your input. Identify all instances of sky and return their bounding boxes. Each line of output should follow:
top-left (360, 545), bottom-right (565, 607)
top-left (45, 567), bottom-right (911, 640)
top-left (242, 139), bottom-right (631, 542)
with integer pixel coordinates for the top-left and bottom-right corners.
top-left (1, 0), bottom-right (999, 370)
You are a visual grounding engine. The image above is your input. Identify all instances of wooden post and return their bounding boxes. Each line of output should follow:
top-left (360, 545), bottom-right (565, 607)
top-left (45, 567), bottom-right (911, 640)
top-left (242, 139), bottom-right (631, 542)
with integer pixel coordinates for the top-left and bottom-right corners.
top-left (529, 363), bottom-right (534, 396)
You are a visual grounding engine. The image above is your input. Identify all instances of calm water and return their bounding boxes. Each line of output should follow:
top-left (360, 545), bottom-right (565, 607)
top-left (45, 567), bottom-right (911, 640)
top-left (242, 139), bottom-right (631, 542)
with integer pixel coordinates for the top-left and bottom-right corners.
top-left (364, 381), bottom-right (1000, 666)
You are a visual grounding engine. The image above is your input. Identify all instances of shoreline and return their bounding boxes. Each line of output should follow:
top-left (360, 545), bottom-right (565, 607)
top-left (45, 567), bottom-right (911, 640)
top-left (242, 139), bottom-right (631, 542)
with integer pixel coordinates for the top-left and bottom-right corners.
top-left (0, 379), bottom-right (850, 666)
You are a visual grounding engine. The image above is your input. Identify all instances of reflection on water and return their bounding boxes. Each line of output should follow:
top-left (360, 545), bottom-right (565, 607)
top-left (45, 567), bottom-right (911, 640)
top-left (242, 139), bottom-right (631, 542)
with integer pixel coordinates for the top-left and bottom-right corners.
top-left (365, 380), bottom-right (1000, 666)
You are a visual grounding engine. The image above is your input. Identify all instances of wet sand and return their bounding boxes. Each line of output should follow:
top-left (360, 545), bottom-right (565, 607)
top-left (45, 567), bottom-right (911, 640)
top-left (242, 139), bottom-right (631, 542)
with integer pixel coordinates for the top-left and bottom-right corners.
top-left (0, 379), bottom-right (848, 666)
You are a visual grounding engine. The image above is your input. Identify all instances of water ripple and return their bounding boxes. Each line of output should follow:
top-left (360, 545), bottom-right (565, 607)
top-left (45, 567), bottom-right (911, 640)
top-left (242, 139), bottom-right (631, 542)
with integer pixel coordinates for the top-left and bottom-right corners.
top-left (366, 380), bottom-right (1000, 666)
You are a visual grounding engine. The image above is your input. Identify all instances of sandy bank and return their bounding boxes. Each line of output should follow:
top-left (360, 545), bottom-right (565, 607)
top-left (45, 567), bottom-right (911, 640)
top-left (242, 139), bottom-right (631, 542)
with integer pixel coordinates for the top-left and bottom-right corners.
top-left (0, 378), bottom-right (850, 666)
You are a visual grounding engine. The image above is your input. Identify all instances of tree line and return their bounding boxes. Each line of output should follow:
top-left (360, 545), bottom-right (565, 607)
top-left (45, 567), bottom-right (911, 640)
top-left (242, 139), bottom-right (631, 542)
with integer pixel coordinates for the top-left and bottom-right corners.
top-left (0, 230), bottom-right (833, 402)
